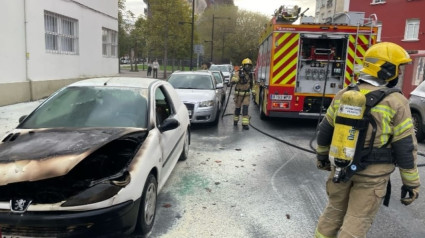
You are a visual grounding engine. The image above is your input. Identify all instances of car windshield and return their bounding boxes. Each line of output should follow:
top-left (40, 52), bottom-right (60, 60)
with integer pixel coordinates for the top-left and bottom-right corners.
top-left (209, 65), bottom-right (230, 72)
top-left (212, 72), bottom-right (223, 84)
top-left (168, 74), bottom-right (214, 90)
top-left (19, 86), bottom-right (148, 129)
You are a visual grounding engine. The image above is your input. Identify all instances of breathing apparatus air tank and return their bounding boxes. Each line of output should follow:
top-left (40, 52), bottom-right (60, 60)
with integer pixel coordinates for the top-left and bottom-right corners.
top-left (329, 84), bottom-right (366, 182)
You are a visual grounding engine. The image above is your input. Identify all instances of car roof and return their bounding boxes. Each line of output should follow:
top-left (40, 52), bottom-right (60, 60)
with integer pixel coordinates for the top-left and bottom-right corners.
top-left (69, 77), bottom-right (161, 89)
top-left (171, 71), bottom-right (212, 76)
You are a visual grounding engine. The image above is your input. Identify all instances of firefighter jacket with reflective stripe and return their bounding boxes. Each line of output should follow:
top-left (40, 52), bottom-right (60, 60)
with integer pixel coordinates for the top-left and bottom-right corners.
top-left (317, 80), bottom-right (420, 187)
top-left (232, 69), bottom-right (253, 94)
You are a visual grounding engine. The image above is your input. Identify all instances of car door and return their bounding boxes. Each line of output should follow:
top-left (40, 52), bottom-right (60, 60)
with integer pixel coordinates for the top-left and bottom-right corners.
top-left (155, 86), bottom-right (181, 184)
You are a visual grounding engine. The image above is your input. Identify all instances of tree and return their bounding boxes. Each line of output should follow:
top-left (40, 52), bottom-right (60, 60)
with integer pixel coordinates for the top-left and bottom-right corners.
top-left (197, 5), bottom-right (269, 65)
top-left (145, 0), bottom-right (195, 76)
top-left (118, 0), bottom-right (133, 61)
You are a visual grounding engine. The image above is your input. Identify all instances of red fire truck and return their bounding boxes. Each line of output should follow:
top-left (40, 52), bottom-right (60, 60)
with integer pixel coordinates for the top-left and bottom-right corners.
top-left (253, 7), bottom-right (378, 120)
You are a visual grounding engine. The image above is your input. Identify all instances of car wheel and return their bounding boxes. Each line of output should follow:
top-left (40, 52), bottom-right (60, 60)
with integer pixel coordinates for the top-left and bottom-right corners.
top-left (212, 107), bottom-right (220, 126)
top-left (259, 90), bottom-right (267, 120)
top-left (134, 174), bottom-right (157, 236)
top-left (412, 112), bottom-right (425, 142)
top-left (179, 129), bottom-right (190, 161)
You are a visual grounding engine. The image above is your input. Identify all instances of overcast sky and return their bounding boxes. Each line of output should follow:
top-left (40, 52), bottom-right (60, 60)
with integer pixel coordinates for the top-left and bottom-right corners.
top-left (125, 0), bottom-right (316, 18)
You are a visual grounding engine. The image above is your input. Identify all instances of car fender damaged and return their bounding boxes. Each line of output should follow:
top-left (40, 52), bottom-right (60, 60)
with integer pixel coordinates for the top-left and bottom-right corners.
top-left (0, 130), bottom-right (148, 205)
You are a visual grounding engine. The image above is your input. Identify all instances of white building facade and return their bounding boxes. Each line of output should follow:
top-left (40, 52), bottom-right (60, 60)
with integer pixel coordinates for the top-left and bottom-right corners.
top-left (0, 0), bottom-right (118, 106)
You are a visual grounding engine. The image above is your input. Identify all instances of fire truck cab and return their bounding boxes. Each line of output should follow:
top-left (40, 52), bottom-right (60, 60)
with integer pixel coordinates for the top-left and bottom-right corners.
top-left (253, 8), bottom-right (378, 120)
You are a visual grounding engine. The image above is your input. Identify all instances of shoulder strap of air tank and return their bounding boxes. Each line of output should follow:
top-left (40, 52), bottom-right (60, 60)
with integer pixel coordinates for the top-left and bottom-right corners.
top-left (364, 88), bottom-right (402, 109)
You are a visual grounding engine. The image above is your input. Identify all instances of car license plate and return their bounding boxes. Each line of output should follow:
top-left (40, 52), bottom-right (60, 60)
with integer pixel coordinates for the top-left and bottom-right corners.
top-left (271, 94), bottom-right (292, 100)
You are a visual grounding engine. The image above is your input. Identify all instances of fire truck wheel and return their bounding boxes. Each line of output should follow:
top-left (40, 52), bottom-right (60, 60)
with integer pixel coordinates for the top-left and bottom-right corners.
top-left (412, 112), bottom-right (425, 142)
top-left (259, 90), bottom-right (268, 120)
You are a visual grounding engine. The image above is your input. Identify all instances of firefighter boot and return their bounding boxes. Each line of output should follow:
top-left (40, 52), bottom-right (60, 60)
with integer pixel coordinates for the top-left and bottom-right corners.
top-left (234, 108), bottom-right (241, 126)
top-left (242, 106), bottom-right (249, 130)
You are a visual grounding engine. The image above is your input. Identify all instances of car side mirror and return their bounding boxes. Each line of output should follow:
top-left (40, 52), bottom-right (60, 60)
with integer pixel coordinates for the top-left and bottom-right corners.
top-left (19, 115), bottom-right (27, 123)
top-left (159, 118), bottom-right (180, 132)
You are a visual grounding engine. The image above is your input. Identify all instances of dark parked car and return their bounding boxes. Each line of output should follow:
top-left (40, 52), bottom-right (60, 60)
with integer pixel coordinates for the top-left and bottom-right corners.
top-left (410, 80), bottom-right (425, 142)
top-left (168, 71), bottom-right (222, 125)
top-left (0, 77), bottom-right (190, 237)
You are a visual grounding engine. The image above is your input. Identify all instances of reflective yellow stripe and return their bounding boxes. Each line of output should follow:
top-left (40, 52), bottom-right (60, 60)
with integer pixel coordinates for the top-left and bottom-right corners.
top-left (235, 91), bottom-right (250, 96)
top-left (371, 105), bottom-right (396, 145)
top-left (401, 169), bottom-right (420, 181)
top-left (359, 88), bottom-right (371, 95)
top-left (316, 145), bottom-right (330, 154)
top-left (372, 105), bottom-right (396, 117)
top-left (394, 118), bottom-right (413, 136)
top-left (327, 100), bottom-right (339, 119)
top-left (315, 228), bottom-right (336, 238)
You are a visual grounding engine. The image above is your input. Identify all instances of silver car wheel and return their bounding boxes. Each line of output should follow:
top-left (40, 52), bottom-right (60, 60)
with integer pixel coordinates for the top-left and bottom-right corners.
top-left (144, 181), bottom-right (157, 225)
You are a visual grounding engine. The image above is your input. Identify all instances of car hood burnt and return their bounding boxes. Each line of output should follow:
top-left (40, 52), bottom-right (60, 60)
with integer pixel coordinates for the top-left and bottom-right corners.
top-left (0, 128), bottom-right (145, 186)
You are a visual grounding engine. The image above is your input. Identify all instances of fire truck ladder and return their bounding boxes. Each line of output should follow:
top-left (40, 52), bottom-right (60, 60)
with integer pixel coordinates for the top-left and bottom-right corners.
top-left (351, 14), bottom-right (378, 83)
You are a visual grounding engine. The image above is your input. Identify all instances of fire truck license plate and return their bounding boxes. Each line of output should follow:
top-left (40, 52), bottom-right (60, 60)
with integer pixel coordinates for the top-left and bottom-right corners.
top-left (271, 94), bottom-right (292, 100)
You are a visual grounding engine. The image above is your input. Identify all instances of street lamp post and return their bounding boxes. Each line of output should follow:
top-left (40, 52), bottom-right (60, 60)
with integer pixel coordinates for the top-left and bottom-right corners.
top-left (190, 0), bottom-right (194, 70)
top-left (178, 0), bottom-right (195, 71)
top-left (221, 30), bottom-right (232, 63)
top-left (210, 14), bottom-right (230, 63)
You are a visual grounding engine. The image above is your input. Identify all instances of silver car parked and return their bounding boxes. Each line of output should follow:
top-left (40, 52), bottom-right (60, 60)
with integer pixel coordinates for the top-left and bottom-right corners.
top-left (168, 71), bottom-right (222, 125)
top-left (410, 80), bottom-right (425, 142)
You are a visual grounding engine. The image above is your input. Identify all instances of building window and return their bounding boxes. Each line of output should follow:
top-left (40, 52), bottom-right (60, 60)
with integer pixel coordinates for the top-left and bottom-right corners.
top-left (44, 11), bottom-right (78, 54)
top-left (377, 23), bottom-right (382, 42)
top-left (405, 19), bottom-right (420, 40)
top-left (102, 28), bottom-right (118, 57)
top-left (372, 0), bottom-right (385, 3)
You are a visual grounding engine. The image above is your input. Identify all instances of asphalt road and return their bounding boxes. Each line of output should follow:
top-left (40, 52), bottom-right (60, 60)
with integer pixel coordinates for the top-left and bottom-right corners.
top-left (147, 95), bottom-right (425, 238)
top-left (1, 91), bottom-right (425, 238)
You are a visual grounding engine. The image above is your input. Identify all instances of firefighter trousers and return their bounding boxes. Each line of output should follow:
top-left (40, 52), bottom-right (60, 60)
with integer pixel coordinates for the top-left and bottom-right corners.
top-left (315, 169), bottom-right (390, 238)
top-left (233, 93), bottom-right (250, 126)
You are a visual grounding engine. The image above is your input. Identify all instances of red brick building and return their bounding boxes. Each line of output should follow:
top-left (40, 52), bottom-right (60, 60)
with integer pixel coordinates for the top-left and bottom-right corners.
top-left (349, 0), bottom-right (425, 95)
top-left (349, 0), bottom-right (424, 52)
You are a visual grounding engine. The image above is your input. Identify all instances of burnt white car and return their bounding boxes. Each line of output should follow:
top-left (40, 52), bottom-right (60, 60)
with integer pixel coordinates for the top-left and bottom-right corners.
top-left (0, 77), bottom-right (190, 237)
top-left (168, 71), bottom-right (222, 125)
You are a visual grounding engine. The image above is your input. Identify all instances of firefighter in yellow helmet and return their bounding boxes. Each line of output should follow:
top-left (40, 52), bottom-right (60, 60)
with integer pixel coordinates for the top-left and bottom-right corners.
top-left (231, 58), bottom-right (254, 130)
top-left (315, 42), bottom-right (420, 237)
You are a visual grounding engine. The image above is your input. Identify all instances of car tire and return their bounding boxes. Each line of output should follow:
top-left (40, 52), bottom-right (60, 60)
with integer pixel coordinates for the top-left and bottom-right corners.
top-left (259, 90), bottom-right (268, 120)
top-left (134, 174), bottom-right (157, 236)
top-left (179, 129), bottom-right (190, 161)
top-left (412, 112), bottom-right (425, 142)
top-left (212, 107), bottom-right (220, 126)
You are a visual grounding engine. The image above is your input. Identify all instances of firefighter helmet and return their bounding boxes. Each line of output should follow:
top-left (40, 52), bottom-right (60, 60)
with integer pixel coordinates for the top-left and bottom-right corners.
top-left (242, 58), bottom-right (253, 71)
top-left (361, 42), bottom-right (412, 82)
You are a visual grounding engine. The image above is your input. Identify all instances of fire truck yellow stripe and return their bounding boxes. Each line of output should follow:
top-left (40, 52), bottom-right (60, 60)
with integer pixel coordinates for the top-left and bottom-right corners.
top-left (345, 35), bottom-right (356, 85)
top-left (273, 34), bottom-right (299, 70)
top-left (355, 35), bottom-right (369, 65)
top-left (272, 33), bottom-right (299, 85)
top-left (273, 47), bottom-right (297, 78)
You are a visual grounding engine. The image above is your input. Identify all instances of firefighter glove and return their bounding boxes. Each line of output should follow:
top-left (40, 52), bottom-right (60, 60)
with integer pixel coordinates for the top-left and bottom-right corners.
top-left (317, 154), bottom-right (331, 171)
top-left (400, 185), bottom-right (419, 206)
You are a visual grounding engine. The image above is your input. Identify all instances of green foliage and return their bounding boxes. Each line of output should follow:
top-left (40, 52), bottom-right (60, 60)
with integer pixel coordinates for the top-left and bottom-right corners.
top-left (197, 5), bottom-right (269, 65)
top-left (145, 0), bottom-right (195, 60)
top-left (118, 0), bottom-right (270, 69)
